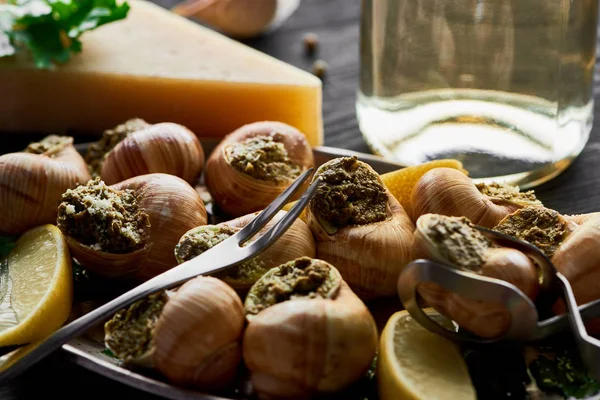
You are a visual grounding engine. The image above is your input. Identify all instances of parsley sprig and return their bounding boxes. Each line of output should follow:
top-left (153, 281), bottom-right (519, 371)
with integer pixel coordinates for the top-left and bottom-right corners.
top-left (0, 0), bottom-right (129, 68)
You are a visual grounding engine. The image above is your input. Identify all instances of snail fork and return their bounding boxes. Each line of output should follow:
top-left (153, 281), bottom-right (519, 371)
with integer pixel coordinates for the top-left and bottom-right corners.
top-left (398, 226), bottom-right (600, 380)
top-left (0, 168), bottom-right (320, 384)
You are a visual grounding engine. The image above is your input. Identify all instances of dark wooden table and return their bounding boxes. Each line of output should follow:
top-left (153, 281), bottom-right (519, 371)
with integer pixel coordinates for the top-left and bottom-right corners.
top-left (2, 0), bottom-right (600, 398)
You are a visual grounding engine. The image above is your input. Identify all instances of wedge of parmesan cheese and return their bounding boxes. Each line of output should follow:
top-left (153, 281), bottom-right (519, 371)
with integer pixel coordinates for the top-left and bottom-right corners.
top-left (0, 0), bottom-right (323, 145)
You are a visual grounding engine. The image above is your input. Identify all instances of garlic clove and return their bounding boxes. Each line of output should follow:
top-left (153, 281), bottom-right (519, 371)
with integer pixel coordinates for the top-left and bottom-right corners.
top-left (242, 258), bottom-right (378, 398)
top-left (305, 157), bottom-right (415, 299)
top-left (173, 0), bottom-right (299, 39)
top-left (154, 276), bottom-right (245, 390)
top-left (205, 121), bottom-right (314, 217)
top-left (411, 168), bottom-right (542, 227)
top-left (101, 123), bottom-right (205, 185)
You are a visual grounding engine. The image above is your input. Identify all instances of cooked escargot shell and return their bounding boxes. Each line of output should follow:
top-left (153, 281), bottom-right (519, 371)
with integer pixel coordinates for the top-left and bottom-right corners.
top-left (175, 210), bottom-right (316, 290)
top-left (414, 214), bottom-right (540, 339)
top-left (0, 135), bottom-right (91, 235)
top-left (411, 168), bottom-right (541, 227)
top-left (204, 121), bottom-right (314, 217)
top-left (105, 277), bottom-right (245, 390)
top-left (57, 174), bottom-right (207, 280)
top-left (305, 156), bottom-right (415, 299)
top-left (86, 119), bottom-right (205, 185)
top-left (493, 207), bottom-right (600, 317)
top-left (243, 257), bottom-right (378, 399)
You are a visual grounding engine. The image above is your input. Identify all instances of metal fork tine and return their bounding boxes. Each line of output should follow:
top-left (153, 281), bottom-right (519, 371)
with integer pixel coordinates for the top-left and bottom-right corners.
top-left (246, 177), bottom-right (321, 254)
top-left (236, 168), bottom-right (314, 243)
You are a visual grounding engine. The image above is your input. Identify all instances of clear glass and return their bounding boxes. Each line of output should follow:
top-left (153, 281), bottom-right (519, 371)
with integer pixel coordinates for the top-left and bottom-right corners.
top-left (357, 0), bottom-right (599, 187)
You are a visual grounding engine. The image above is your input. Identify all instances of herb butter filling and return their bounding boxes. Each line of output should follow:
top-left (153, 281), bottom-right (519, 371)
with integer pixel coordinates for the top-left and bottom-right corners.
top-left (245, 257), bottom-right (342, 316)
top-left (24, 135), bottom-right (73, 156)
top-left (85, 118), bottom-right (151, 177)
top-left (493, 206), bottom-right (567, 258)
top-left (175, 225), bottom-right (269, 286)
top-left (104, 291), bottom-right (168, 366)
top-left (57, 178), bottom-right (151, 254)
top-left (421, 215), bottom-right (491, 272)
top-left (476, 182), bottom-right (541, 205)
top-left (310, 156), bottom-right (388, 230)
top-left (225, 135), bottom-right (301, 182)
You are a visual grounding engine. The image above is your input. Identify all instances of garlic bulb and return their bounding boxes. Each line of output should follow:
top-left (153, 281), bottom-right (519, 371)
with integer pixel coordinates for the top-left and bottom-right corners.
top-left (243, 257), bottom-right (378, 399)
top-left (101, 122), bottom-right (205, 185)
top-left (0, 135), bottom-right (91, 235)
top-left (57, 174), bottom-right (207, 280)
top-left (173, 0), bottom-right (300, 39)
top-left (204, 121), bottom-right (314, 217)
top-left (414, 214), bottom-right (539, 338)
top-left (305, 156), bottom-right (415, 299)
top-left (411, 168), bottom-right (542, 227)
top-left (175, 210), bottom-right (316, 290)
top-left (105, 277), bottom-right (245, 390)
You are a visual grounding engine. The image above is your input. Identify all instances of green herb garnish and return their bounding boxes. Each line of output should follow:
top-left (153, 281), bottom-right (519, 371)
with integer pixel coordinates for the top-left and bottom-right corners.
top-left (0, 0), bottom-right (129, 68)
top-left (529, 348), bottom-right (600, 398)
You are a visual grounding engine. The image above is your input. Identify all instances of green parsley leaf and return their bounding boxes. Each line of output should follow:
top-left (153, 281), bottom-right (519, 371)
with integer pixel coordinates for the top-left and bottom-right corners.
top-left (529, 348), bottom-right (600, 398)
top-left (0, 0), bottom-right (129, 68)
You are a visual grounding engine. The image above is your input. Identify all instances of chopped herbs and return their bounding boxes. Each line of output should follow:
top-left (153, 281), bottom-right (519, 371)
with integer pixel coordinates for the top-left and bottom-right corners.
top-left (0, 0), bottom-right (130, 68)
top-left (529, 349), bottom-right (600, 399)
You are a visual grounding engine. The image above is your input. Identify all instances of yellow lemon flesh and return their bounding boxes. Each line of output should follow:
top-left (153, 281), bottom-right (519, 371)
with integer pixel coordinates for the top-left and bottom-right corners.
top-left (381, 159), bottom-right (467, 216)
top-left (0, 225), bottom-right (73, 346)
top-left (378, 310), bottom-right (476, 400)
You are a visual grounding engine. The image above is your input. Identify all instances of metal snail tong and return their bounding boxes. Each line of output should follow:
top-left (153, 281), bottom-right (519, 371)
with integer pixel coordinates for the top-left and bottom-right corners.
top-left (398, 225), bottom-right (600, 380)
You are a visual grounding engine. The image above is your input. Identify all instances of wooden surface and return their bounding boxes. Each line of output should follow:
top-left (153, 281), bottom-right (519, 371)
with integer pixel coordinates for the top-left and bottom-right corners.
top-left (2, 0), bottom-right (600, 398)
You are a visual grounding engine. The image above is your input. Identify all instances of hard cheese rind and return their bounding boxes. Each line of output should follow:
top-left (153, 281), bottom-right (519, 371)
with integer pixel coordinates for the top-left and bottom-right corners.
top-left (0, 0), bottom-right (323, 145)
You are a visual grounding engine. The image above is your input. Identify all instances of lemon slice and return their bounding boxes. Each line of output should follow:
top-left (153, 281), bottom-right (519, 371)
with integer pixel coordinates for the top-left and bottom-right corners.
top-left (381, 160), bottom-right (467, 217)
top-left (378, 310), bottom-right (476, 400)
top-left (0, 225), bottom-right (73, 346)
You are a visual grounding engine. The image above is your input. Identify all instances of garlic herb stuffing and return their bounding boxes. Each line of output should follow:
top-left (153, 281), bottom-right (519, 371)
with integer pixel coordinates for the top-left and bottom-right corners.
top-left (24, 135), bottom-right (73, 156)
top-left (310, 156), bottom-right (388, 230)
top-left (420, 215), bottom-right (492, 272)
top-left (476, 182), bottom-right (541, 206)
top-left (494, 206), bottom-right (568, 258)
top-left (225, 135), bottom-right (301, 182)
top-left (104, 291), bottom-right (169, 367)
top-left (57, 178), bottom-right (151, 253)
top-left (245, 257), bottom-right (342, 316)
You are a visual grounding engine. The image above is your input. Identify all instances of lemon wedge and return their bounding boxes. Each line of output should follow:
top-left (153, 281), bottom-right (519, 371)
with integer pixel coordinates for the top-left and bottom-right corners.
top-left (0, 225), bottom-right (73, 346)
top-left (378, 310), bottom-right (476, 400)
top-left (381, 160), bottom-right (467, 217)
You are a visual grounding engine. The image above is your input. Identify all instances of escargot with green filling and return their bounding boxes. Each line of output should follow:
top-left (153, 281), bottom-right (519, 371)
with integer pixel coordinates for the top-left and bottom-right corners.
top-left (305, 156), bottom-right (415, 299)
top-left (243, 257), bottom-right (378, 399)
top-left (57, 174), bottom-right (207, 280)
top-left (104, 276), bottom-right (244, 390)
top-left (413, 214), bottom-right (540, 338)
top-left (174, 210), bottom-right (315, 291)
top-left (411, 167), bottom-right (542, 227)
top-left (204, 121), bottom-right (314, 217)
top-left (85, 118), bottom-right (205, 185)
